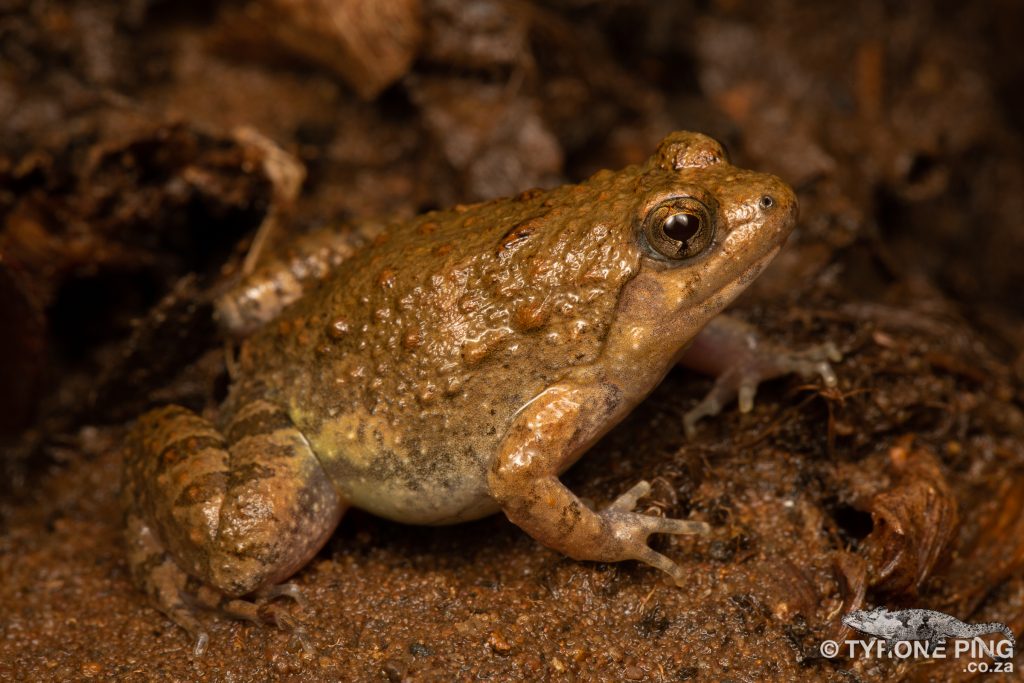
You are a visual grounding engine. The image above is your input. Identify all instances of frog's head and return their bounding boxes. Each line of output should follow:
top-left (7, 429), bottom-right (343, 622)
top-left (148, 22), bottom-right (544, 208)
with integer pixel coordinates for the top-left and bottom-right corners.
top-left (609, 131), bottom-right (798, 365)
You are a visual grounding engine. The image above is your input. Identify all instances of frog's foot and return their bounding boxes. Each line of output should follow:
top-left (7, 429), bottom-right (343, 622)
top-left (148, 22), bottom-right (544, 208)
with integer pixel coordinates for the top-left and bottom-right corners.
top-left (679, 315), bottom-right (841, 437)
top-left (682, 341), bottom-right (840, 437)
top-left (125, 507), bottom-right (317, 656)
top-left (599, 481), bottom-right (710, 586)
top-left (124, 511), bottom-right (211, 655)
top-left (123, 401), bottom-right (347, 653)
top-left (259, 581), bottom-right (307, 607)
top-left (196, 583), bottom-right (315, 654)
top-left (193, 581), bottom-right (306, 621)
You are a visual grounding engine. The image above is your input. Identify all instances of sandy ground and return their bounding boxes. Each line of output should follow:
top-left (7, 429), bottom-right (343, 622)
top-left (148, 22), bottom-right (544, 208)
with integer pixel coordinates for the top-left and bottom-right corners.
top-left (2, 1), bottom-right (1023, 681)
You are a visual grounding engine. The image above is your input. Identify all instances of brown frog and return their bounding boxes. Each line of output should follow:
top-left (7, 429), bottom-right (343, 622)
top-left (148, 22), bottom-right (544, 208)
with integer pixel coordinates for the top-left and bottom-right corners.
top-left (124, 131), bottom-right (838, 653)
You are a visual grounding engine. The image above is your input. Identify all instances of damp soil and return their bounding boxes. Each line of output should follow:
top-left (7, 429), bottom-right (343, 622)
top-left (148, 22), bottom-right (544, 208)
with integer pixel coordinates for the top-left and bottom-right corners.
top-left (2, 1), bottom-right (1024, 681)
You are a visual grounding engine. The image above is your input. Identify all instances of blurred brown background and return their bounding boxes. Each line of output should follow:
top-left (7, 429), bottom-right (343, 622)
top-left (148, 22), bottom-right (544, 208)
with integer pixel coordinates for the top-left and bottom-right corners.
top-left (1, 1), bottom-right (1023, 680)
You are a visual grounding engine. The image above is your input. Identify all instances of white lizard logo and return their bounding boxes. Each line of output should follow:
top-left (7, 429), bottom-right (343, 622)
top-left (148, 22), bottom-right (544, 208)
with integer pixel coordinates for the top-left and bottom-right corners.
top-left (843, 607), bottom-right (1015, 660)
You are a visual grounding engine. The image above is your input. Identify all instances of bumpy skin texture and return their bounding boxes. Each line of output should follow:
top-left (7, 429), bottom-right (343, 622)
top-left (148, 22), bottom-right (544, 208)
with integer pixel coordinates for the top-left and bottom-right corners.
top-left (124, 131), bottom-right (815, 649)
top-left (247, 176), bottom-right (642, 524)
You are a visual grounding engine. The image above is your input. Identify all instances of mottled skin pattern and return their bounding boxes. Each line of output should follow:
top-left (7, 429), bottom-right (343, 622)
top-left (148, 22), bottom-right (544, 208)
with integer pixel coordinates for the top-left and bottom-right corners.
top-left (124, 132), bottom-right (837, 652)
top-left (843, 607), bottom-right (1016, 659)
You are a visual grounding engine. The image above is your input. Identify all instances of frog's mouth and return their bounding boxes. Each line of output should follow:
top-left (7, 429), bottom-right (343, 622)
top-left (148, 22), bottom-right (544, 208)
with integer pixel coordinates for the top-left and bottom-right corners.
top-left (642, 240), bottom-right (785, 365)
top-left (698, 242), bottom-right (783, 313)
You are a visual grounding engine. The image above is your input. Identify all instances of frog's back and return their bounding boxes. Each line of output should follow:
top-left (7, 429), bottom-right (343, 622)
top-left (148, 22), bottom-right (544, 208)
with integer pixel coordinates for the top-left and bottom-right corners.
top-left (237, 170), bottom-right (644, 523)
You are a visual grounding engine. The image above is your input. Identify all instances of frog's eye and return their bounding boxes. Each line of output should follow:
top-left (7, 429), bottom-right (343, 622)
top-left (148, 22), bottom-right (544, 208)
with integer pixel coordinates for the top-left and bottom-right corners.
top-left (641, 197), bottom-right (715, 260)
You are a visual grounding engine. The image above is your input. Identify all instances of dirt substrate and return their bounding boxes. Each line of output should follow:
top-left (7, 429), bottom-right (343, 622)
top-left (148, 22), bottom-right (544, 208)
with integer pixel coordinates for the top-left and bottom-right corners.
top-left (2, 1), bottom-right (1023, 681)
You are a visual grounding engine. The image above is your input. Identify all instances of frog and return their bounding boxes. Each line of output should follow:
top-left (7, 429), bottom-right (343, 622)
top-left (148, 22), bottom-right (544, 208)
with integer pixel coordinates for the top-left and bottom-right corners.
top-left (123, 131), bottom-right (839, 654)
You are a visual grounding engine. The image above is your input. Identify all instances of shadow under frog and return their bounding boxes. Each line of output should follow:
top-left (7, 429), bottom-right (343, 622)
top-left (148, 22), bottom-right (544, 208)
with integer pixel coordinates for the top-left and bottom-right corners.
top-left (123, 131), bottom-right (839, 653)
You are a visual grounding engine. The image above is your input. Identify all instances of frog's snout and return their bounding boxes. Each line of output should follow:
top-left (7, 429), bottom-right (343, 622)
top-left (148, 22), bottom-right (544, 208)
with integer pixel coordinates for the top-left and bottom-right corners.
top-left (758, 175), bottom-right (799, 243)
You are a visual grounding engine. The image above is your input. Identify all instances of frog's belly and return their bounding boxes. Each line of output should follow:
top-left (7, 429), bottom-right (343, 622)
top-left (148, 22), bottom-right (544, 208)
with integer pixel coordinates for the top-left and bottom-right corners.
top-left (317, 448), bottom-right (500, 526)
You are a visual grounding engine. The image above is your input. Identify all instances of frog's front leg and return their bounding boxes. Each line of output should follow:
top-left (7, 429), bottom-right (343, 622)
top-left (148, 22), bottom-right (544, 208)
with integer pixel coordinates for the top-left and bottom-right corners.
top-left (487, 385), bottom-right (709, 584)
top-left (680, 314), bottom-right (841, 437)
top-left (123, 400), bottom-right (346, 653)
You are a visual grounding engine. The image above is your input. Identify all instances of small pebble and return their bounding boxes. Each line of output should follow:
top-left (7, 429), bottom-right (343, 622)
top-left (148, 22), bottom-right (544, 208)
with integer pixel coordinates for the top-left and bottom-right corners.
top-left (80, 662), bottom-right (102, 677)
top-left (488, 630), bottom-right (512, 654)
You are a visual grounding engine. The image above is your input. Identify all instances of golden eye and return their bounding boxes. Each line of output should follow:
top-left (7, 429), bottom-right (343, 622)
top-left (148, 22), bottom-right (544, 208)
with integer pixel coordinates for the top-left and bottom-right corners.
top-left (641, 197), bottom-right (715, 260)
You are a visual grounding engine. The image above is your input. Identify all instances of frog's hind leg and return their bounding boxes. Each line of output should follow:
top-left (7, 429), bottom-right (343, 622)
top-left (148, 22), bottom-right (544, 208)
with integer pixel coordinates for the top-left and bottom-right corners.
top-left (123, 402), bottom-right (346, 653)
top-left (123, 503), bottom-right (211, 653)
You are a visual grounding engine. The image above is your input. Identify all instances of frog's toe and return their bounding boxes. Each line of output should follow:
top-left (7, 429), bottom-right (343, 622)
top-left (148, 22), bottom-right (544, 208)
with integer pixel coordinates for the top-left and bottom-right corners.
top-left (771, 341), bottom-right (842, 386)
top-left (641, 515), bottom-right (711, 536)
top-left (601, 509), bottom-right (707, 585)
top-left (607, 480), bottom-right (653, 511)
top-left (158, 584), bottom-right (213, 656)
top-left (205, 584), bottom-right (315, 654)
top-left (606, 481), bottom-right (709, 534)
top-left (165, 587), bottom-right (211, 656)
top-left (123, 511), bottom-right (307, 656)
top-left (682, 392), bottom-right (725, 439)
top-left (259, 597), bottom-right (316, 655)
top-left (257, 581), bottom-right (307, 609)
top-left (632, 546), bottom-right (686, 585)
top-left (192, 631), bottom-right (210, 657)
top-left (599, 482), bottom-right (709, 585)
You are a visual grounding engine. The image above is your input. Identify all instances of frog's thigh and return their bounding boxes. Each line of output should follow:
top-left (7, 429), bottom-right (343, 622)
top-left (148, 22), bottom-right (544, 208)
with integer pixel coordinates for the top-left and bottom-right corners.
top-left (125, 403), bottom-right (345, 600)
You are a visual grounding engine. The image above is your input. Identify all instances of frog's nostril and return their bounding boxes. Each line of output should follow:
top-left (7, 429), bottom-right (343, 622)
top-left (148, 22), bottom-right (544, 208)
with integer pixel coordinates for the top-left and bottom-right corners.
top-left (759, 195), bottom-right (774, 209)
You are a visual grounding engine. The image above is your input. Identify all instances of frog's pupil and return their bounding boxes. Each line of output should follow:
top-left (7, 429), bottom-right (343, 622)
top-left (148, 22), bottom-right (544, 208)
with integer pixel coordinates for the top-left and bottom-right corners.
top-left (664, 213), bottom-right (699, 243)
